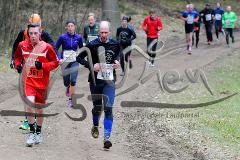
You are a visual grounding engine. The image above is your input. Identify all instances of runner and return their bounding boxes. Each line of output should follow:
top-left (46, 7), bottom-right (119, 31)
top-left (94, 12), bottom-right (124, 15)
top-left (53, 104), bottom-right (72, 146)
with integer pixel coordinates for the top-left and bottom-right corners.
top-left (142, 9), bottom-right (163, 66)
top-left (181, 4), bottom-right (199, 54)
top-left (214, 2), bottom-right (225, 41)
top-left (76, 21), bottom-right (120, 149)
top-left (11, 13), bottom-right (55, 131)
top-left (200, 4), bottom-right (215, 45)
top-left (14, 23), bottom-right (59, 147)
top-left (83, 13), bottom-right (99, 44)
top-left (192, 7), bottom-right (201, 48)
top-left (10, 13), bottom-right (55, 69)
top-left (116, 16), bottom-right (136, 75)
top-left (222, 6), bottom-right (238, 47)
top-left (55, 20), bottom-right (83, 107)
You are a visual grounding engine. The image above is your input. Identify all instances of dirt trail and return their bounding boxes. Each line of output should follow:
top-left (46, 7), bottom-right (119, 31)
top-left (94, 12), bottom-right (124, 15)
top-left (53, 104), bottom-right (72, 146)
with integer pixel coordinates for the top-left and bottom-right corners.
top-left (0, 32), bottom-right (239, 160)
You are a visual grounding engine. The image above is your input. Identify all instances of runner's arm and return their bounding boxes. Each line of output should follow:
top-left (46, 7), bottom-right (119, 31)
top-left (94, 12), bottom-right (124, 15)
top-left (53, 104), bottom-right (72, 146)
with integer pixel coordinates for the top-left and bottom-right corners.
top-left (116, 28), bottom-right (120, 41)
top-left (83, 25), bottom-right (88, 43)
top-left (55, 36), bottom-right (63, 59)
top-left (222, 15), bottom-right (225, 25)
top-left (232, 13), bottom-right (238, 23)
top-left (76, 47), bottom-right (89, 68)
top-left (131, 29), bottom-right (137, 41)
top-left (41, 45), bottom-right (59, 72)
top-left (78, 36), bottom-right (83, 48)
top-left (12, 30), bottom-right (24, 60)
top-left (13, 44), bottom-right (23, 70)
top-left (157, 17), bottom-right (163, 31)
top-left (141, 17), bottom-right (148, 32)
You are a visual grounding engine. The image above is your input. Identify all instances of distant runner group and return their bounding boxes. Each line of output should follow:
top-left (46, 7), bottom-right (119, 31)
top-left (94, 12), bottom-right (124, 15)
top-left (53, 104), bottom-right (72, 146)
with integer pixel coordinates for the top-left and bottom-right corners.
top-left (9, 2), bottom-right (238, 149)
top-left (181, 3), bottom-right (238, 54)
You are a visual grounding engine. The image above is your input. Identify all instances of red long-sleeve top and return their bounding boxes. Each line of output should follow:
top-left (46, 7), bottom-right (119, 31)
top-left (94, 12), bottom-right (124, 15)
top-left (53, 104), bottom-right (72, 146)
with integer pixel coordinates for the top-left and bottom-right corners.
top-left (142, 16), bottom-right (163, 38)
top-left (14, 40), bottom-right (59, 89)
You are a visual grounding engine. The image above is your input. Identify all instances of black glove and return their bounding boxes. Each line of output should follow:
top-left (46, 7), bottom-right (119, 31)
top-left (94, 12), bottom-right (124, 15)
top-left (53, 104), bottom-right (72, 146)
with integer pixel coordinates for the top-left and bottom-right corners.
top-left (10, 59), bottom-right (14, 69)
top-left (16, 65), bottom-right (22, 74)
top-left (35, 61), bottom-right (42, 70)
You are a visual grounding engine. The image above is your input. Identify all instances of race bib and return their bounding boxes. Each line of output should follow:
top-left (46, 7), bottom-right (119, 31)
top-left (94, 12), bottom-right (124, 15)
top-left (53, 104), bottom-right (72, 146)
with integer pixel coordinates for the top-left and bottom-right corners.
top-left (226, 20), bottom-right (231, 26)
top-left (27, 68), bottom-right (43, 78)
top-left (205, 14), bottom-right (212, 21)
top-left (63, 50), bottom-right (76, 62)
top-left (215, 14), bottom-right (222, 20)
top-left (88, 35), bottom-right (98, 42)
top-left (187, 15), bottom-right (194, 24)
top-left (97, 63), bottom-right (114, 80)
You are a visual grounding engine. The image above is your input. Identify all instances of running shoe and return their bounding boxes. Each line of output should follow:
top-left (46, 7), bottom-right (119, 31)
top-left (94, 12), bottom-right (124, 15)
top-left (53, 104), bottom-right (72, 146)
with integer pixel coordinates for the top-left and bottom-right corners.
top-left (35, 133), bottom-right (43, 144)
top-left (26, 133), bottom-right (36, 147)
top-left (150, 63), bottom-right (155, 67)
top-left (19, 120), bottom-right (30, 130)
top-left (67, 99), bottom-right (73, 108)
top-left (91, 126), bottom-right (99, 139)
top-left (188, 46), bottom-right (192, 55)
top-left (103, 139), bottom-right (112, 149)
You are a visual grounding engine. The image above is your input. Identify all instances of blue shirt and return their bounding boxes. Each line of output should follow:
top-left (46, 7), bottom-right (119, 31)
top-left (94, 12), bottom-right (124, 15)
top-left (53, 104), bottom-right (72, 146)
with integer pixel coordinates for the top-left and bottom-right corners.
top-left (214, 7), bottom-right (224, 22)
top-left (56, 32), bottom-right (83, 59)
top-left (182, 10), bottom-right (199, 25)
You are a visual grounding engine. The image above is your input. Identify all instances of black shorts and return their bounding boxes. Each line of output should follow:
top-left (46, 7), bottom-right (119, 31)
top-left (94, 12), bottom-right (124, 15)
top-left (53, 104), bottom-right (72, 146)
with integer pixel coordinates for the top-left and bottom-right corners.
top-left (185, 24), bottom-right (194, 34)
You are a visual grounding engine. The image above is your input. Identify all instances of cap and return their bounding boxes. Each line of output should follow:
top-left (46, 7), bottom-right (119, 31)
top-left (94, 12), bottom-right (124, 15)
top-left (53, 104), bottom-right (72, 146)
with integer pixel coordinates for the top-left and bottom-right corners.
top-left (29, 14), bottom-right (41, 25)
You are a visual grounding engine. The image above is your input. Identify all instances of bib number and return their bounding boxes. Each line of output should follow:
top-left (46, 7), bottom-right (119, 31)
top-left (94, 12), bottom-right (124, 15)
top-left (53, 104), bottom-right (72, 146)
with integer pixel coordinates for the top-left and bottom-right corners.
top-left (187, 15), bottom-right (194, 24)
top-left (226, 20), bottom-right (231, 26)
top-left (88, 35), bottom-right (98, 42)
top-left (97, 63), bottom-right (114, 80)
top-left (215, 14), bottom-right (222, 20)
top-left (63, 50), bottom-right (76, 62)
top-left (28, 68), bottom-right (43, 78)
top-left (206, 14), bottom-right (212, 21)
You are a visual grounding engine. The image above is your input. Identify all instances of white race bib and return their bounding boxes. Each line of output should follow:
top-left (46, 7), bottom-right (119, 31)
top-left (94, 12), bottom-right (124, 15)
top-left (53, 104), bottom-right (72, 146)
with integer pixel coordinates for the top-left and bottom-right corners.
top-left (97, 63), bottom-right (114, 80)
top-left (88, 35), bottom-right (98, 42)
top-left (187, 15), bottom-right (194, 24)
top-left (226, 20), bottom-right (231, 26)
top-left (215, 14), bottom-right (222, 20)
top-left (205, 14), bottom-right (212, 21)
top-left (63, 50), bottom-right (76, 62)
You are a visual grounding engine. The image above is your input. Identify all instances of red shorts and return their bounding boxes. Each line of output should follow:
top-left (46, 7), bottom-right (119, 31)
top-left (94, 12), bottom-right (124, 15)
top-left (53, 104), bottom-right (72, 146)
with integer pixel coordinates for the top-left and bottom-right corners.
top-left (24, 85), bottom-right (47, 104)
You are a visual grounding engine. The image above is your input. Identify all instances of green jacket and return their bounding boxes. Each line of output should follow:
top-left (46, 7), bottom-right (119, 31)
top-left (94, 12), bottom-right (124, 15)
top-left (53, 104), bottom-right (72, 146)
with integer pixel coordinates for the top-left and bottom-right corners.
top-left (222, 11), bottom-right (238, 28)
top-left (83, 23), bottom-right (100, 43)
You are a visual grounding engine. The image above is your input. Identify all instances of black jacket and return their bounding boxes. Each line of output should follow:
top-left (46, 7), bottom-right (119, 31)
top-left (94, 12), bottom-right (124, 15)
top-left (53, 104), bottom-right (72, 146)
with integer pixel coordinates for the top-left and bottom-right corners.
top-left (200, 8), bottom-right (215, 24)
top-left (76, 37), bottom-right (120, 83)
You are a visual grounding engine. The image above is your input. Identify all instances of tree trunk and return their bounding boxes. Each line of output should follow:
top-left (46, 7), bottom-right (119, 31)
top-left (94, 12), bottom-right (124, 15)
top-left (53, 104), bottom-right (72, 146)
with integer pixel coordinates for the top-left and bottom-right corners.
top-left (101, 0), bottom-right (120, 38)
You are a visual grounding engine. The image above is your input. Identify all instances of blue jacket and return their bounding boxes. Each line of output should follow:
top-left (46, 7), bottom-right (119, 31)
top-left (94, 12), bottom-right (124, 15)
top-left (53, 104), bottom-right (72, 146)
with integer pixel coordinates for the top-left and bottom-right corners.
top-left (214, 7), bottom-right (224, 22)
top-left (56, 32), bottom-right (83, 59)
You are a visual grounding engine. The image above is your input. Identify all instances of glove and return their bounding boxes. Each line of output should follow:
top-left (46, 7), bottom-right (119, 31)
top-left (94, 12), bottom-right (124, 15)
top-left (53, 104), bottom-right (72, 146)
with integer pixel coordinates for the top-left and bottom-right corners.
top-left (10, 59), bottom-right (14, 69)
top-left (35, 61), bottom-right (42, 70)
top-left (16, 65), bottom-right (22, 74)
